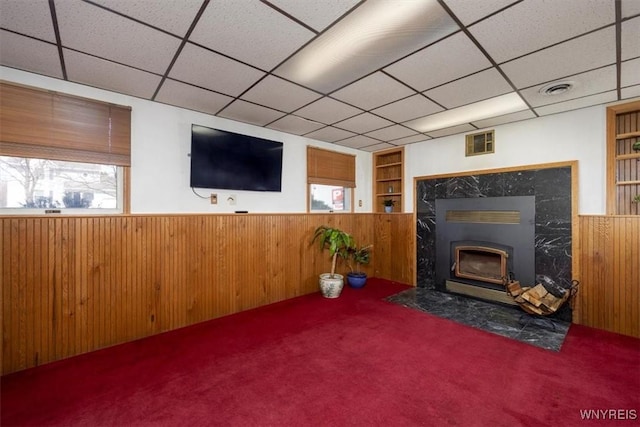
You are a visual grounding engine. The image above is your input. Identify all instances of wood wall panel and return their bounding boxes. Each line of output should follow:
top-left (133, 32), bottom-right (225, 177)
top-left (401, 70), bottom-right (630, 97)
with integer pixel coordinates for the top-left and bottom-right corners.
top-left (1, 213), bottom-right (414, 375)
top-left (575, 215), bottom-right (639, 338)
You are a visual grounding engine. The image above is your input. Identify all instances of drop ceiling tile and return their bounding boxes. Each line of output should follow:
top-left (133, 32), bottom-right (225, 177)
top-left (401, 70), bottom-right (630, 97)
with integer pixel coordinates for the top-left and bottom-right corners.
top-left (471, 110), bottom-right (536, 129)
top-left (371, 94), bottom-right (443, 122)
top-left (534, 91), bottom-right (618, 116)
top-left (389, 134), bottom-right (430, 146)
top-left (267, 115), bottom-right (325, 135)
top-left (241, 75), bottom-right (322, 113)
top-left (622, 0), bottom-right (640, 18)
top-left (331, 72), bottom-right (415, 110)
top-left (0, 31), bottom-right (63, 79)
top-left (0, 0), bottom-right (56, 42)
top-left (360, 143), bottom-right (395, 152)
top-left (155, 79), bottom-right (234, 116)
top-left (333, 113), bottom-right (394, 134)
top-left (295, 97), bottom-right (363, 124)
top-left (425, 68), bottom-right (512, 109)
top-left (304, 126), bottom-right (355, 143)
top-left (501, 26), bottom-right (616, 89)
top-left (218, 100), bottom-right (285, 127)
top-left (170, 43), bottom-right (265, 97)
top-left (622, 58), bottom-right (640, 87)
top-left (621, 85), bottom-right (640, 99)
top-left (385, 32), bottom-right (492, 92)
top-left (275, 0), bottom-right (458, 93)
top-left (390, 133), bottom-right (433, 145)
top-left (469, 0), bottom-right (614, 63)
top-left (622, 16), bottom-right (640, 61)
top-left (55, 0), bottom-right (181, 74)
top-left (334, 135), bottom-right (379, 149)
top-left (442, 0), bottom-right (518, 26)
top-left (427, 123), bottom-right (476, 138)
top-left (64, 49), bottom-right (162, 99)
top-left (190, 1), bottom-right (314, 71)
top-left (365, 125), bottom-right (417, 142)
top-left (267, 0), bottom-right (360, 32)
top-left (89, 0), bottom-right (203, 37)
top-left (520, 65), bottom-right (616, 108)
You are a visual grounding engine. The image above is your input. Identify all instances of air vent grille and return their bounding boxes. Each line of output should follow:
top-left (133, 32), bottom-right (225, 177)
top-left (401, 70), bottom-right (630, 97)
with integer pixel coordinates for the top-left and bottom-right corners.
top-left (465, 130), bottom-right (495, 156)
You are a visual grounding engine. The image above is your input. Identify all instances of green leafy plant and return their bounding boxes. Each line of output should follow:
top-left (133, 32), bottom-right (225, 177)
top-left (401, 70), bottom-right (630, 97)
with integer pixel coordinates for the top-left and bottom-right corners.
top-left (348, 244), bottom-right (372, 274)
top-left (383, 199), bottom-right (395, 207)
top-left (311, 225), bottom-right (356, 278)
top-left (632, 194), bottom-right (640, 203)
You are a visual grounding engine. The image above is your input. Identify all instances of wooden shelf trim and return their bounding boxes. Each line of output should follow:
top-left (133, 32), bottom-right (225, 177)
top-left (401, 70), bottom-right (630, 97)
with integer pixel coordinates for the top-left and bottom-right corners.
top-left (376, 161), bottom-right (402, 168)
top-left (616, 131), bottom-right (640, 139)
top-left (615, 180), bottom-right (640, 186)
top-left (615, 153), bottom-right (640, 160)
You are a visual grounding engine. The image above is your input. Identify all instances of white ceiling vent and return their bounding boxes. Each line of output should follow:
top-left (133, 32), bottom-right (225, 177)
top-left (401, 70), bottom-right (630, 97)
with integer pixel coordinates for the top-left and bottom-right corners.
top-left (539, 81), bottom-right (575, 96)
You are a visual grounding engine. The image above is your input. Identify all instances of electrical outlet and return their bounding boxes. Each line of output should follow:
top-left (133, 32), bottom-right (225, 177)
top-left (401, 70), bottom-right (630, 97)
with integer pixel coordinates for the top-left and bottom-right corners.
top-left (227, 195), bottom-right (237, 206)
top-left (358, 199), bottom-right (362, 207)
top-left (210, 194), bottom-right (217, 204)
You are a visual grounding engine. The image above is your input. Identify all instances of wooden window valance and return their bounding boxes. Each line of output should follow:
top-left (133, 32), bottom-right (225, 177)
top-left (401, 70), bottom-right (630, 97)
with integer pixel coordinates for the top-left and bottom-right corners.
top-left (0, 81), bottom-right (132, 166)
top-left (307, 146), bottom-right (356, 188)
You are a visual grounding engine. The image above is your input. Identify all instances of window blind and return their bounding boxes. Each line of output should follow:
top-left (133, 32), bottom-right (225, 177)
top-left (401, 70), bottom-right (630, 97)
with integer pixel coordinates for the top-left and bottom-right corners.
top-left (0, 81), bottom-right (131, 166)
top-left (307, 146), bottom-right (356, 188)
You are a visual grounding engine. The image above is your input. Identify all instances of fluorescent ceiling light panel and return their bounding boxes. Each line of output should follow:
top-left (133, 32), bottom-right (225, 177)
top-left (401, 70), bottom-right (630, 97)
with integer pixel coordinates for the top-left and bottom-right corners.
top-left (275, 0), bottom-right (458, 93)
top-left (406, 93), bottom-right (528, 133)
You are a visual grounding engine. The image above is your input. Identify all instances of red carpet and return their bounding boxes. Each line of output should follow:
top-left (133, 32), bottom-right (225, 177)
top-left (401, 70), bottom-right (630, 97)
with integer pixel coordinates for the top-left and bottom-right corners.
top-left (2, 279), bottom-right (639, 426)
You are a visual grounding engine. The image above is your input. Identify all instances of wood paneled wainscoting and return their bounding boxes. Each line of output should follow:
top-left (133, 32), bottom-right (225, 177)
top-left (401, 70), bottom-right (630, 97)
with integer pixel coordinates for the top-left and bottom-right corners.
top-left (575, 215), bottom-right (639, 338)
top-left (1, 213), bottom-right (415, 375)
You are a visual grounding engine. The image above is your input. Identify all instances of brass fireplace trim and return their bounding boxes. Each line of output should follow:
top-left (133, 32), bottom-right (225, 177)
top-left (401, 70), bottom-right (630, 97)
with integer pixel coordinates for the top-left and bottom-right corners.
top-left (454, 245), bottom-right (509, 285)
top-left (446, 280), bottom-right (518, 306)
top-left (446, 210), bottom-right (520, 224)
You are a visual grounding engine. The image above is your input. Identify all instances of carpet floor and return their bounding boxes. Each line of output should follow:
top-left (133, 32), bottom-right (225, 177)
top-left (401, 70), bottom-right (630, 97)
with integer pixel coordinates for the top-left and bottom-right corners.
top-left (2, 279), bottom-right (639, 426)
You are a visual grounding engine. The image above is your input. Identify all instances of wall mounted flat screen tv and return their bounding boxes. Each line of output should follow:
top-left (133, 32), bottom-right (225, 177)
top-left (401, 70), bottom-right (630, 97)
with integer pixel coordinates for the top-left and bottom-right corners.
top-left (190, 124), bottom-right (283, 192)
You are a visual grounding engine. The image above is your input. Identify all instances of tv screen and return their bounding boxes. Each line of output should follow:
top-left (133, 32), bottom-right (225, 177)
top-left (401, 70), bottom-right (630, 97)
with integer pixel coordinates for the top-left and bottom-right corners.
top-left (190, 124), bottom-right (283, 192)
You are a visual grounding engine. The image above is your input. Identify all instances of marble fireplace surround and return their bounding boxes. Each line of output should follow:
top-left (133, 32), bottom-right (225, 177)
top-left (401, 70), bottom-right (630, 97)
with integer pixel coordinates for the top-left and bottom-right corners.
top-left (416, 162), bottom-right (576, 322)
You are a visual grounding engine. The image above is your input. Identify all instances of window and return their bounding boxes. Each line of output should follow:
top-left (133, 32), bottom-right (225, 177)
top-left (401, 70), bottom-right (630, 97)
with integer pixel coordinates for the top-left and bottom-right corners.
top-left (307, 146), bottom-right (355, 213)
top-left (0, 81), bottom-right (131, 214)
top-left (310, 184), bottom-right (352, 212)
top-left (0, 156), bottom-right (122, 213)
top-left (606, 101), bottom-right (640, 215)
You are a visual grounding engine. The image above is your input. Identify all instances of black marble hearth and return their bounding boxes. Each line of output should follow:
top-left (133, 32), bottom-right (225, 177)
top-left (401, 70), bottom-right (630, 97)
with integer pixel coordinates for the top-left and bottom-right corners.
top-left (386, 287), bottom-right (570, 351)
top-left (416, 166), bottom-right (573, 321)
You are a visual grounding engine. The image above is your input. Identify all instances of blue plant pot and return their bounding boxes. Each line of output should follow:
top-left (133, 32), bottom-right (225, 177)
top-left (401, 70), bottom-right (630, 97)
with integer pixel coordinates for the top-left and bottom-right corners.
top-left (347, 272), bottom-right (367, 288)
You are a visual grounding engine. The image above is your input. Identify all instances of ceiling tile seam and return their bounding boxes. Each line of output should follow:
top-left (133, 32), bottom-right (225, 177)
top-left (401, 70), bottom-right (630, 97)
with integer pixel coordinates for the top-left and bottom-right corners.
top-left (0, 28), bottom-right (56, 47)
top-left (151, 0), bottom-right (211, 101)
top-left (48, 0), bottom-right (67, 80)
top-left (532, 89), bottom-right (620, 111)
top-left (415, 65), bottom-right (493, 94)
top-left (516, 62), bottom-right (619, 92)
top-left (377, 70), bottom-right (448, 110)
top-left (442, 0), bottom-right (523, 29)
top-left (493, 22), bottom-right (618, 67)
top-left (256, 1), bottom-right (366, 78)
top-left (259, 0), bottom-right (318, 34)
top-left (615, 0), bottom-right (622, 101)
top-left (436, 0), bottom-right (537, 119)
top-left (81, 0), bottom-right (191, 40)
top-left (58, 45), bottom-right (165, 79)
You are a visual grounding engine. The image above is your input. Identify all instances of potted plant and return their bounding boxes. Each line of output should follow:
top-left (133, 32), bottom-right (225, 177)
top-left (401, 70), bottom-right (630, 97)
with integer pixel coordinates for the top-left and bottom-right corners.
top-left (347, 244), bottom-right (372, 288)
top-left (311, 225), bottom-right (355, 298)
top-left (383, 199), bottom-right (395, 213)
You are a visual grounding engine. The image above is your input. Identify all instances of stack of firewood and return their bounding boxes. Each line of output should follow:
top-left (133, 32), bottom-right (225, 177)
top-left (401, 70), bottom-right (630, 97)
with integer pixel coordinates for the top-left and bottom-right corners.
top-left (506, 280), bottom-right (573, 316)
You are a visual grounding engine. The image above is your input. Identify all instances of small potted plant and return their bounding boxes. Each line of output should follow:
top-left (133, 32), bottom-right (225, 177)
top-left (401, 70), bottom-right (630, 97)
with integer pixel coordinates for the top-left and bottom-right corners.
top-left (347, 244), bottom-right (372, 288)
top-left (383, 199), bottom-right (395, 213)
top-left (310, 225), bottom-right (355, 298)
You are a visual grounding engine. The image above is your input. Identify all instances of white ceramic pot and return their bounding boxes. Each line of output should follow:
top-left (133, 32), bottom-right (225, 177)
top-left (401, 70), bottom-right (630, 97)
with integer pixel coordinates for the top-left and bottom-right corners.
top-left (319, 273), bottom-right (344, 298)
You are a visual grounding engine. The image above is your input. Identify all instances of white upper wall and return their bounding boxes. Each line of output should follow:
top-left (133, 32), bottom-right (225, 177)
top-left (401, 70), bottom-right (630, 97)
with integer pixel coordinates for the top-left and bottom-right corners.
top-left (1, 67), bottom-right (624, 215)
top-left (405, 106), bottom-right (608, 214)
top-left (1, 67), bottom-right (372, 214)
